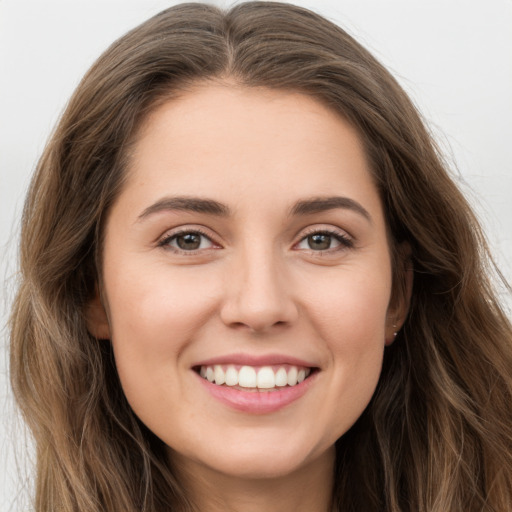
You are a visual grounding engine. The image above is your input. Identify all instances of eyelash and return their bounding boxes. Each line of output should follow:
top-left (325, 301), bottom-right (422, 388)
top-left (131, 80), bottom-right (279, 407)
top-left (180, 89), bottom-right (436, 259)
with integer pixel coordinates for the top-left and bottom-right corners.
top-left (294, 228), bottom-right (354, 253)
top-left (158, 228), bottom-right (217, 255)
top-left (157, 227), bottom-right (354, 254)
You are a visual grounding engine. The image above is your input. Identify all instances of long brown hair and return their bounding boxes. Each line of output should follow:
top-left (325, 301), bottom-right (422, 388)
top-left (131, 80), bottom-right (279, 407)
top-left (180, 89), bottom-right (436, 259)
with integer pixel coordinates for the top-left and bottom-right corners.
top-left (10, 2), bottom-right (512, 511)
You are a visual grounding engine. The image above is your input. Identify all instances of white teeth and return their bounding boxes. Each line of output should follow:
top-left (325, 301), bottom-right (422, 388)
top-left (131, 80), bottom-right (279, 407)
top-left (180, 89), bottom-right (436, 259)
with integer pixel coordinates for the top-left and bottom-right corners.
top-left (275, 367), bottom-right (288, 387)
top-left (238, 366), bottom-right (257, 388)
top-left (214, 365), bottom-right (225, 385)
top-left (287, 366), bottom-right (298, 386)
top-left (256, 366), bottom-right (275, 389)
top-left (225, 365), bottom-right (238, 386)
top-left (198, 364), bottom-right (313, 389)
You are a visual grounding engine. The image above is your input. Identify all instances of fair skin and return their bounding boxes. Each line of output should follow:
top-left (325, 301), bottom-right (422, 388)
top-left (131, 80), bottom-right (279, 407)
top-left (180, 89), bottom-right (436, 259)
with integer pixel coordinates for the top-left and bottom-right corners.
top-left (88, 83), bottom-right (408, 512)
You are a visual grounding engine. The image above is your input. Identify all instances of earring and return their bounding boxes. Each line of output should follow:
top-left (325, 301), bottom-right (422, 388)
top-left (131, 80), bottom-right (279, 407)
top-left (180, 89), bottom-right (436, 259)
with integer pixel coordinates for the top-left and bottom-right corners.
top-left (386, 324), bottom-right (399, 346)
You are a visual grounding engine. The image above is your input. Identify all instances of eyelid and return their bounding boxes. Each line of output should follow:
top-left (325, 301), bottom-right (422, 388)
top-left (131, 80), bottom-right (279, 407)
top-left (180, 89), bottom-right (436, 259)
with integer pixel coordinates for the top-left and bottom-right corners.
top-left (155, 223), bottom-right (354, 255)
top-left (157, 225), bottom-right (221, 253)
top-left (293, 225), bottom-right (355, 251)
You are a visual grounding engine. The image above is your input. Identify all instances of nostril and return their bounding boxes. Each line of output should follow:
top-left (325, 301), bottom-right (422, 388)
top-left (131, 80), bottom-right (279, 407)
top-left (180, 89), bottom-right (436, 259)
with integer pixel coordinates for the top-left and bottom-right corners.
top-left (240, 320), bottom-right (290, 333)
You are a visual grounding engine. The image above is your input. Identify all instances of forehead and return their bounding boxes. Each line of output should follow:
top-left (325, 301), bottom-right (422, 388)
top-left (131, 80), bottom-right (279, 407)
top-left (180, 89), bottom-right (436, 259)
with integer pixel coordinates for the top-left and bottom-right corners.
top-left (117, 83), bottom-right (384, 223)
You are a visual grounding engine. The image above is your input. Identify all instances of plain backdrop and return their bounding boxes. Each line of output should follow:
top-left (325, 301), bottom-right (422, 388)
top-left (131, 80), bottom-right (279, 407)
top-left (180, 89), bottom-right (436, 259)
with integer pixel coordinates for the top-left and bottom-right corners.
top-left (1, 0), bottom-right (511, 509)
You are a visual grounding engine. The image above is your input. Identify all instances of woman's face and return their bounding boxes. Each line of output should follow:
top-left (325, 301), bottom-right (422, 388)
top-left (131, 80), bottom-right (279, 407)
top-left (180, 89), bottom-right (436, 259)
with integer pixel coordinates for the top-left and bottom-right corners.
top-left (90, 84), bottom-right (403, 481)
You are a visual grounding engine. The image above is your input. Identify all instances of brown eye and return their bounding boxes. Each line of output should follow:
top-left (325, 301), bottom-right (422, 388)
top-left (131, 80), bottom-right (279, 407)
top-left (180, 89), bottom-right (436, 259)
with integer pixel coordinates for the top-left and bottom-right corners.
top-left (307, 233), bottom-right (333, 250)
top-left (161, 231), bottom-right (214, 252)
top-left (176, 233), bottom-right (202, 250)
top-left (295, 229), bottom-right (353, 252)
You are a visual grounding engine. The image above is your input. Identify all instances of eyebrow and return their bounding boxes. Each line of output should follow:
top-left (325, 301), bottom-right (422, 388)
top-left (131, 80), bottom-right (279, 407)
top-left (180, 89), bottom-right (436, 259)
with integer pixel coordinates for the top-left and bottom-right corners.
top-left (137, 194), bottom-right (371, 223)
top-left (290, 196), bottom-right (372, 222)
top-left (137, 196), bottom-right (231, 221)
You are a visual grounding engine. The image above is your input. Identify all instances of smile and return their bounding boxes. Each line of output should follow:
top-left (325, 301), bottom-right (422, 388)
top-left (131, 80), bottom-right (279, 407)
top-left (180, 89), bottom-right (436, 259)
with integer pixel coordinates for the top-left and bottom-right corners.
top-left (197, 364), bottom-right (313, 390)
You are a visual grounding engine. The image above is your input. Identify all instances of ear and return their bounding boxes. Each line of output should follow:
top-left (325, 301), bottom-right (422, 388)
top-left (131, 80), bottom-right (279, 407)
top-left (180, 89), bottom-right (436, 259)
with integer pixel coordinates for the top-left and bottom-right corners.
top-left (385, 243), bottom-right (413, 345)
top-left (85, 286), bottom-right (111, 340)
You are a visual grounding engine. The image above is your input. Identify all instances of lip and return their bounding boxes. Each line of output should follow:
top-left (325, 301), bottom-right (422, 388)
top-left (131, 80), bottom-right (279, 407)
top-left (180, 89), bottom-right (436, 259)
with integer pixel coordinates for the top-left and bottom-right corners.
top-left (193, 357), bottom-right (318, 414)
top-left (193, 353), bottom-right (318, 368)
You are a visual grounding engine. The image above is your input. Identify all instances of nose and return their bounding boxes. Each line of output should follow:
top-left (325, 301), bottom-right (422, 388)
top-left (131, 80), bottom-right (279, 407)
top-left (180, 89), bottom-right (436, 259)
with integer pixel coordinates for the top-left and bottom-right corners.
top-left (219, 247), bottom-right (299, 333)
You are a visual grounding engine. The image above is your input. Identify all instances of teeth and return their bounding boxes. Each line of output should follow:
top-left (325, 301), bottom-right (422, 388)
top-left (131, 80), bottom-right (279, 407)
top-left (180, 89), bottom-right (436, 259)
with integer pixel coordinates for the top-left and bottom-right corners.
top-left (198, 364), bottom-right (312, 389)
top-left (287, 366), bottom-right (298, 386)
top-left (214, 365), bottom-right (225, 385)
top-left (275, 367), bottom-right (288, 387)
top-left (225, 365), bottom-right (238, 386)
top-left (256, 367), bottom-right (275, 389)
top-left (239, 366), bottom-right (257, 388)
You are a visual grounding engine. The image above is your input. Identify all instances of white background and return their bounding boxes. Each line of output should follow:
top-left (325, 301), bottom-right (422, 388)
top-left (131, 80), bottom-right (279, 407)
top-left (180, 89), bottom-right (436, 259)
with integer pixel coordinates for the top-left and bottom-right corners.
top-left (1, 0), bottom-right (511, 509)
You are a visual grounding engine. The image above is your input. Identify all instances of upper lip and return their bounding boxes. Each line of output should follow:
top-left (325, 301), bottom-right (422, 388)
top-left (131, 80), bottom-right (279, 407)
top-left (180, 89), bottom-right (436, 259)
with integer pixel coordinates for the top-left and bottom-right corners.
top-left (193, 353), bottom-right (318, 368)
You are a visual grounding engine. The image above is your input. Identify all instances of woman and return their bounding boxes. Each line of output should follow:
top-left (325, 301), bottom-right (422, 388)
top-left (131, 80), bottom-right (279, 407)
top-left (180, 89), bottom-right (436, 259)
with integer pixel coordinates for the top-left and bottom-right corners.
top-left (9, 2), bottom-right (512, 511)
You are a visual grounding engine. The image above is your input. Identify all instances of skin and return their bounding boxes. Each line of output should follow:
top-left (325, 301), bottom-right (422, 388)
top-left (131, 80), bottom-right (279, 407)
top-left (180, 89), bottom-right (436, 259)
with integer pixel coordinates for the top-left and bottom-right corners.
top-left (88, 83), bottom-right (409, 512)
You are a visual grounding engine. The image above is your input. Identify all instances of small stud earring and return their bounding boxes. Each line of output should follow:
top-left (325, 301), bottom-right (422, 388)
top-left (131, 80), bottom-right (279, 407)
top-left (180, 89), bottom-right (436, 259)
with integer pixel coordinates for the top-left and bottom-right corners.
top-left (386, 324), bottom-right (399, 346)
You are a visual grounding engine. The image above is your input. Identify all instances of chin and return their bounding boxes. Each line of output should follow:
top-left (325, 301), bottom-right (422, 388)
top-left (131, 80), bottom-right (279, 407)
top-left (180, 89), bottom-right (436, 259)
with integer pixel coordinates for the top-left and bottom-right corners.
top-left (217, 451), bottom-right (309, 480)
top-left (169, 431), bottom-right (334, 482)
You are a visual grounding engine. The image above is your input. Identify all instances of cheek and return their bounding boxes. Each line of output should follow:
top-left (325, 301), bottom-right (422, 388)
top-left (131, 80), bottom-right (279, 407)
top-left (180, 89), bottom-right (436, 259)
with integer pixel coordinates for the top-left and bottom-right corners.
top-left (106, 262), bottom-right (218, 343)
top-left (316, 277), bottom-right (389, 379)
top-left (301, 263), bottom-right (391, 435)
top-left (305, 263), bottom-right (392, 344)
top-left (103, 264), bottom-right (220, 401)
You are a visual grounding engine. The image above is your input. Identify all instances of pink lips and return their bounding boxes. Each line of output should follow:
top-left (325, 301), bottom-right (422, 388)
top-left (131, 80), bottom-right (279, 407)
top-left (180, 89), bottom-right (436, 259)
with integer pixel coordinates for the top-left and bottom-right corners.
top-left (194, 353), bottom-right (316, 368)
top-left (193, 353), bottom-right (318, 414)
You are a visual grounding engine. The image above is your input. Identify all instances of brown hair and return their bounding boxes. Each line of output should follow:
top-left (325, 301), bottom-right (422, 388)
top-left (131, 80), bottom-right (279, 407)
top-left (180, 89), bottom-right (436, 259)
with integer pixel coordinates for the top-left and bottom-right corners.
top-left (10, 2), bottom-right (512, 511)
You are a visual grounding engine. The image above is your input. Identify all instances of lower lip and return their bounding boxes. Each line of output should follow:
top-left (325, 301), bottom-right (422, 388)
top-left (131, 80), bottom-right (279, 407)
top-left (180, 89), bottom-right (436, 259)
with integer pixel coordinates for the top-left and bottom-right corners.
top-left (196, 371), bottom-right (316, 414)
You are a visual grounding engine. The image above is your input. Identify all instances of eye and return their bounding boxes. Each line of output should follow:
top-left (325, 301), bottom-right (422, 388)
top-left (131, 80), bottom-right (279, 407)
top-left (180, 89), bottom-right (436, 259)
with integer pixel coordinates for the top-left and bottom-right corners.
top-left (295, 230), bottom-right (353, 252)
top-left (159, 230), bottom-right (216, 252)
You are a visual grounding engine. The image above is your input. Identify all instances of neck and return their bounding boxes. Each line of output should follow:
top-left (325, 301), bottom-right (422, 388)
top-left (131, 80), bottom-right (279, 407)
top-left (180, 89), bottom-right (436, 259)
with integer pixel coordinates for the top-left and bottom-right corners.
top-left (171, 447), bottom-right (335, 512)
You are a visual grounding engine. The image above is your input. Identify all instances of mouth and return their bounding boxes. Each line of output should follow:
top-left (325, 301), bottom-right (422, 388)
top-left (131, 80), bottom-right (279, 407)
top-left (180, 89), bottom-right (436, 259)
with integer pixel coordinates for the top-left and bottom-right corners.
top-left (193, 364), bottom-right (316, 391)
